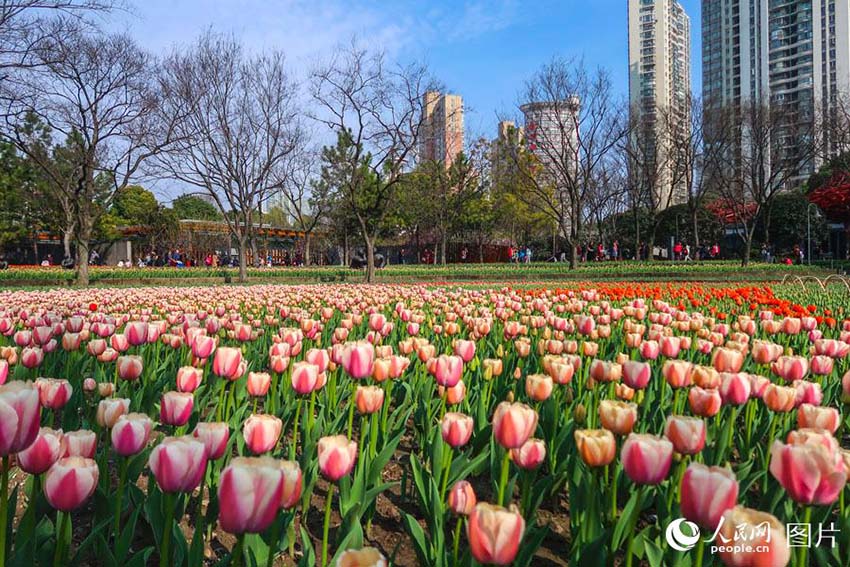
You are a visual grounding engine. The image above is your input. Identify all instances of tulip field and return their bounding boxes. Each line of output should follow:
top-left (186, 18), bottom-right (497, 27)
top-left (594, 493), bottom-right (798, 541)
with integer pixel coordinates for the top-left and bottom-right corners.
top-left (1, 282), bottom-right (850, 567)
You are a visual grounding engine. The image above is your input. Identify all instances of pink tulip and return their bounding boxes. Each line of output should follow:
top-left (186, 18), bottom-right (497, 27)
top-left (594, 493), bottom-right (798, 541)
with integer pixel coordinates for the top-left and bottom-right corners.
top-left (290, 361), bottom-right (321, 395)
top-left (218, 457), bottom-right (284, 534)
top-left (0, 360), bottom-right (7, 386)
top-left (763, 383), bottom-right (797, 413)
top-left (17, 427), bottom-right (65, 474)
top-left (717, 507), bottom-right (790, 567)
top-left (660, 336), bottom-right (681, 358)
top-left (44, 457), bottom-right (99, 511)
top-left (96, 397), bottom-right (130, 428)
top-left (111, 413), bottom-right (153, 456)
top-left (620, 433), bottom-right (673, 485)
top-left (680, 462), bottom-right (738, 528)
top-left (640, 340), bottom-right (660, 360)
top-left (439, 380), bottom-right (467, 405)
top-left (664, 415), bottom-right (706, 455)
top-left (111, 334), bottom-right (129, 352)
top-left (771, 355), bottom-right (808, 382)
top-left (125, 321), bottom-right (148, 346)
top-left (83, 378), bottom-right (96, 392)
top-left (793, 379), bottom-right (822, 406)
top-left (64, 429), bottom-right (97, 458)
top-left (662, 360), bottom-right (693, 389)
top-left (246, 372), bottom-right (272, 397)
top-left (34, 377), bottom-right (73, 410)
top-left (279, 460), bottom-right (303, 509)
top-left (341, 342), bottom-right (375, 379)
top-left (453, 339), bottom-right (476, 363)
top-left (598, 400), bottom-right (637, 436)
top-left (176, 366), bottom-right (203, 393)
top-left (192, 422), bottom-right (230, 460)
top-left (192, 335), bottom-right (216, 359)
top-left (116, 355), bottom-right (143, 381)
top-left (20, 347), bottom-right (44, 369)
top-left (719, 372), bottom-right (751, 406)
top-left (317, 435), bottom-right (357, 481)
top-left (429, 354), bottom-right (464, 388)
top-left (448, 480), bottom-right (477, 515)
top-left (492, 401), bottom-right (538, 449)
top-left (810, 355), bottom-right (834, 376)
top-left (524, 374), bottom-right (553, 402)
top-left (242, 414), bottom-right (282, 454)
top-left (149, 435), bottom-right (208, 493)
top-left (510, 438), bottom-right (546, 470)
top-left (769, 439), bottom-right (845, 505)
top-left (466, 503), bottom-right (525, 566)
top-left (0, 381), bottom-right (41, 455)
top-left (621, 360), bottom-right (651, 389)
top-left (712, 347), bottom-right (744, 373)
top-left (797, 403), bottom-right (840, 433)
top-left (441, 412), bottom-right (474, 448)
top-left (688, 386), bottom-right (722, 417)
top-left (160, 391), bottom-right (194, 427)
top-left (212, 347), bottom-right (243, 379)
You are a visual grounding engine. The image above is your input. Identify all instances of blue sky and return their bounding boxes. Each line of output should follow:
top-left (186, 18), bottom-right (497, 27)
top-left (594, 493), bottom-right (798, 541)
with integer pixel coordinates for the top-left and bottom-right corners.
top-left (113, 0), bottom-right (702, 140)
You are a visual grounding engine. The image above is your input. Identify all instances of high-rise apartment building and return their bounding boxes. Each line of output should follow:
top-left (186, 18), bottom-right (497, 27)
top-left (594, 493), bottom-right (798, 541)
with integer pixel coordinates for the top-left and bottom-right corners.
top-left (419, 91), bottom-right (464, 167)
top-left (628, 0), bottom-right (692, 209)
top-left (702, 0), bottom-right (850, 178)
top-left (520, 99), bottom-right (580, 176)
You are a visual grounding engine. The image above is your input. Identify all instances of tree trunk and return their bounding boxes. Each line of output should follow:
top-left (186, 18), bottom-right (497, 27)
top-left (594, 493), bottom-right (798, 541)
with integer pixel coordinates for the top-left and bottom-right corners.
top-left (238, 234), bottom-right (248, 282)
top-left (741, 235), bottom-right (752, 267)
top-left (304, 233), bottom-right (312, 265)
top-left (632, 207), bottom-right (641, 261)
top-left (440, 231), bottom-right (447, 266)
top-left (569, 242), bottom-right (577, 269)
top-left (364, 234), bottom-right (376, 283)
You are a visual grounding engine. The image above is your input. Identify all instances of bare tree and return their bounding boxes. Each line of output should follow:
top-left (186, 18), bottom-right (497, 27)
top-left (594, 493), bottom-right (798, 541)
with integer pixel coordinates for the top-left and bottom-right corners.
top-left (5, 27), bottom-right (177, 284)
top-left (278, 147), bottom-right (327, 265)
top-left (510, 57), bottom-right (627, 268)
top-left (311, 40), bottom-right (433, 282)
top-left (156, 32), bottom-right (302, 282)
top-left (712, 99), bottom-right (818, 265)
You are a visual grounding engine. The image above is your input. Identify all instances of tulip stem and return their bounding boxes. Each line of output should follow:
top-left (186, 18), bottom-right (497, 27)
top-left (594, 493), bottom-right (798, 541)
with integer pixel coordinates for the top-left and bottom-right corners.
top-left (232, 533), bottom-right (245, 567)
top-left (694, 537), bottom-right (705, 567)
top-left (160, 492), bottom-right (175, 567)
top-left (440, 447), bottom-right (454, 503)
top-left (346, 383), bottom-right (356, 440)
top-left (610, 464), bottom-right (618, 521)
top-left (308, 391), bottom-right (317, 438)
top-left (797, 506), bottom-right (812, 567)
top-left (52, 511), bottom-right (70, 567)
top-left (0, 456), bottom-right (9, 567)
top-left (497, 450), bottom-right (511, 506)
top-left (114, 457), bottom-right (127, 543)
top-left (216, 380), bottom-right (226, 422)
top-left (452, 517), bottom-right (463, 567)
top-left (321, 483), bottom-right (335, 567)
top-left (291, 398), bottom-right (303, 460)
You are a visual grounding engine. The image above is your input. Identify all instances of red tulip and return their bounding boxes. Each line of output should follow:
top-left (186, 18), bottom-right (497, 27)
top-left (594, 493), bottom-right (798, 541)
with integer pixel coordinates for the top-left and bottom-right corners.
top-left (218, 456), bottom-right (284, 534)
top-left (242, 414), bottom-right (282, 455)
top-left (441, 412), bottom-right (474, 448)
top-left (510, 438), bottom-right (546, 470)
top-left (620, 433), bottom-right (673, 485)
top-left (17, 427), bottom-right (65, 474)
top-left (466, 503), bottom-right (525, 566)
top-left (64, 429), bottom-right (97, 458)
top-left (160, 391), bottom-right (194, 427)
top-left (680, 462), bottom-right (738, 529)
top-left (44, 456), bottom-right (99, 511)
top-left (149, 435), bottom-right (208, 493)
top-left (193, 422), bottom-right (229, 460)
top-left (317, 435), bottom-right (357, 481)
top-left (111, 413), bottom-right (152, 456)
top-left (448, 480), bottom-right (477, 515)
top-left (0, 381), bottom-right (41, 455)
top-left (492, 401), bottom-right (538, 449)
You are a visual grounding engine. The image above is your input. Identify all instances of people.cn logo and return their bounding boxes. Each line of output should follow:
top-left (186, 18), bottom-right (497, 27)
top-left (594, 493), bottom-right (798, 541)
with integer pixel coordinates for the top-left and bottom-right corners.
top-left (665, 518), bottom-right (701, 551)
